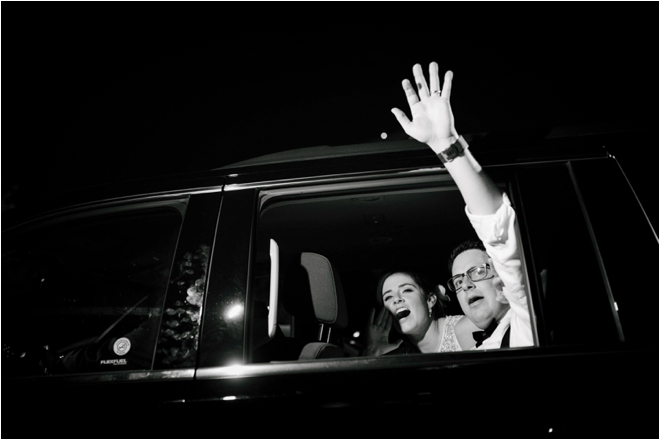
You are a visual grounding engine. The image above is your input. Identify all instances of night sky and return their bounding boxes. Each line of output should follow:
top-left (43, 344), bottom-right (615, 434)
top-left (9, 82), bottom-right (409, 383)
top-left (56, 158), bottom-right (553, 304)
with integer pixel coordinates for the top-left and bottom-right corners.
top-left (2, 5), bottom-right (657, 224)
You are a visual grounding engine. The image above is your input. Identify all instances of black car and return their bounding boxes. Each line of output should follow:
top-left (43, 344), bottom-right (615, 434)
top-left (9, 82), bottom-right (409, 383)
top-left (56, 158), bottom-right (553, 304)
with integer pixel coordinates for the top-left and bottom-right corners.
top-left (2, 125), bottom-right (656, 438)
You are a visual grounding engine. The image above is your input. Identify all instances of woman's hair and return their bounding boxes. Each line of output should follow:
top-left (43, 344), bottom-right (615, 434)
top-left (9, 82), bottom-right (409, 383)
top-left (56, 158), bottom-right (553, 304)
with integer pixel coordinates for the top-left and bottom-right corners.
top-left (376, 270), bottom-right (449, 320)
top-left (447, 240), bottom-right (487, 273)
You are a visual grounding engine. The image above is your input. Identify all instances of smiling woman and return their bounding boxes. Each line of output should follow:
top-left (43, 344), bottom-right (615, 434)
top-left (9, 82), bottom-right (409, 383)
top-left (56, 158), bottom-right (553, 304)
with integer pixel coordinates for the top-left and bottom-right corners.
top-left (374, 270), bottom-right (479, 354)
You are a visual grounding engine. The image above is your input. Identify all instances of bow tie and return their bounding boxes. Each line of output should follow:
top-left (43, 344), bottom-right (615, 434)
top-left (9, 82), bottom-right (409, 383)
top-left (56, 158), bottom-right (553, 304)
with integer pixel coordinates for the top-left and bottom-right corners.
top-left (473, 319), bottom-right (500, 347)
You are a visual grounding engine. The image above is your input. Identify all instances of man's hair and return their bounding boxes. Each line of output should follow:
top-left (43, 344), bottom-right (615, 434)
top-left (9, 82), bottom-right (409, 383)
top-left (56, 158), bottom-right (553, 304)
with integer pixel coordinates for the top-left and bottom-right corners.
top-left (376, 270), bottom-right (449, 319)
top-left (447, 240), bottom-right (487, 273)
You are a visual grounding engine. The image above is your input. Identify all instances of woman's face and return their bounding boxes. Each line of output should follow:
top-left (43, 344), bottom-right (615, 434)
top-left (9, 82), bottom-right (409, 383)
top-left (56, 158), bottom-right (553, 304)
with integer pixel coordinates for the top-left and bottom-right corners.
top-left (382, 273), bottom-right (432, 336)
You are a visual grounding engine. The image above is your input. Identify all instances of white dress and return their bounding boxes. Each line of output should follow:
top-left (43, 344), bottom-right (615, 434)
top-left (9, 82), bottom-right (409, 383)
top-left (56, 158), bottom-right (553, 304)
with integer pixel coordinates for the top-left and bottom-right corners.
top-left (439, 315), bottom-right (463, 352)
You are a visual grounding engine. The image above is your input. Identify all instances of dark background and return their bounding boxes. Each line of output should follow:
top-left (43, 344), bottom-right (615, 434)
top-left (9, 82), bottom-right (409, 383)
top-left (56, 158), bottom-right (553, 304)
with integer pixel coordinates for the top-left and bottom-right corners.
top-left (2, 5), bottom-right (657, 229)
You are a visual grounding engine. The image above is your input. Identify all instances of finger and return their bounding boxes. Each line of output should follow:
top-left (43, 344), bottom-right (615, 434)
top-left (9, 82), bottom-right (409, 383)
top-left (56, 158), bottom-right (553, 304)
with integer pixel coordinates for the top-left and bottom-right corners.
top-left (368, 307), bottom-right (376, 324)
top-left (429, 62), bottom-right (440, 95)
top-left (413, 63), bottom-right (430, 99)
top-left (441, 70), bottom-right (453, 100)
top-left (384, 311), bottom-right (395, 329)
top-left (376, 307), bottom-right (389, 327)
top-left (391, 107), bottom-right (411, 129)
top-left (401, 79), bottom-right (419, 110)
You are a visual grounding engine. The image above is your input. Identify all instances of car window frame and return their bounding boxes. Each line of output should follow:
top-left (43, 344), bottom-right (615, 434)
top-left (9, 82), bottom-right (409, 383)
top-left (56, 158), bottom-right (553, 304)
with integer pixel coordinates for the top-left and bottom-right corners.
top-left (3, 190), bottom-right (225, 385)
top-left (196, 165), bottom-right (544, 376)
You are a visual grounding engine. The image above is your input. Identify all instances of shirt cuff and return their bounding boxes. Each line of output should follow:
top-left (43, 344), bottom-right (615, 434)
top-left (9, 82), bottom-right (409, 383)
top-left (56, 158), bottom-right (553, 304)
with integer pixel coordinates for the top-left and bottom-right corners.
top-left (464, 192), bottom-right (515, 245)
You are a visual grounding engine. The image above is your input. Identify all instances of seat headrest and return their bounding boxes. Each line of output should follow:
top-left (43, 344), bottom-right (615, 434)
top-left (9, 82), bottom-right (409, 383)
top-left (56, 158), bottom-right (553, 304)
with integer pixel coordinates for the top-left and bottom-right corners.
top-left (298, 342), bottom-right (345, 360)
top-left (299, 252), bottom-right (348, 329)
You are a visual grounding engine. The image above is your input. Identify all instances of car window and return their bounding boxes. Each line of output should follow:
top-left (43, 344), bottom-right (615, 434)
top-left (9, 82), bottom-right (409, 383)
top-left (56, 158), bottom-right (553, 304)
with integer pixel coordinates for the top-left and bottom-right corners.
top-left (568, 158), bottom-right (656, 345)
top-left (2, 200), bottom-right (186, 376)
top-left (246, 176), bottom-right (537, 363)
top-left (515, 163), bottom-right (623, 345)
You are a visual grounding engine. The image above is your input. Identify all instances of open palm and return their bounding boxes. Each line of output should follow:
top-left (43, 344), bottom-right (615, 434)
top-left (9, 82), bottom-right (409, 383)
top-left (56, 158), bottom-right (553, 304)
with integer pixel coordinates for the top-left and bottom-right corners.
top-left (392, 63), bottom-right (458, 150)
top-left (363, 307), bottom-right (402, 356)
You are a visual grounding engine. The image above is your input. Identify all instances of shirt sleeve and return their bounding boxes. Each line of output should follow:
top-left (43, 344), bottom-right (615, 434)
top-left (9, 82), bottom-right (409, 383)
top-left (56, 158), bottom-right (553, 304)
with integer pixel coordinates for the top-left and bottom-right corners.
top-left (465, 193), bottom-right (534, 348)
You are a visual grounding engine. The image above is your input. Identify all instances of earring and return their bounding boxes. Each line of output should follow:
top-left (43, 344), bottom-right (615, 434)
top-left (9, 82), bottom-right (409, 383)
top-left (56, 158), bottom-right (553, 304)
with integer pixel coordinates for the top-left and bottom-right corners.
top-left (428, 308), bottom-right (432, 318)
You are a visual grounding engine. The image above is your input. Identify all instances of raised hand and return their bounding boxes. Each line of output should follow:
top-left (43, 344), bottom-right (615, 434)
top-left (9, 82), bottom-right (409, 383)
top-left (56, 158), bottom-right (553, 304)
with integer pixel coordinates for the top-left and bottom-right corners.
top-left (361, 307), bottom-right (403, 357)
top-left (391, 62), bottom-right (459, 153)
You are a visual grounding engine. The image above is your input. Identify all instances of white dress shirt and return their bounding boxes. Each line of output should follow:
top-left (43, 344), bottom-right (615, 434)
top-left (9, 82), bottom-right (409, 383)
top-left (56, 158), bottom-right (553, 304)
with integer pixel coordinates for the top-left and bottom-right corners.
top-left (466, 192), bottom-right (534, 349)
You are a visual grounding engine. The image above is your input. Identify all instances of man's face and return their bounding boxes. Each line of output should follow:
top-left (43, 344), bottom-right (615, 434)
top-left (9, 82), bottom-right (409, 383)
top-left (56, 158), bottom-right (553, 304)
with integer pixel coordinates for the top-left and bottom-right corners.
top-left (382, 273), bottom-right (433, 336)
top-left (451, 249), bottom-right (509, 329)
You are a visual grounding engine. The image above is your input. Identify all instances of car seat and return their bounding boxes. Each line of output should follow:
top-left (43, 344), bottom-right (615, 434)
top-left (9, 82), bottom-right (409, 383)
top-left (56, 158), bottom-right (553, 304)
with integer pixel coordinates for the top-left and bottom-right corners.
top-left (250, 299), bottom-right (306, 363)
top-left (282, 252), bottom-right (348, 360)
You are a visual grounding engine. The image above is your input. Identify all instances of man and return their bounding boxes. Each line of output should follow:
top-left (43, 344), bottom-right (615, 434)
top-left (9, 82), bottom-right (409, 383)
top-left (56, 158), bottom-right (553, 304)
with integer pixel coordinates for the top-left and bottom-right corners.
top-left (446, 212), bottom-right (533, 349)
top-left (391, 62), bottom-right (533, 349)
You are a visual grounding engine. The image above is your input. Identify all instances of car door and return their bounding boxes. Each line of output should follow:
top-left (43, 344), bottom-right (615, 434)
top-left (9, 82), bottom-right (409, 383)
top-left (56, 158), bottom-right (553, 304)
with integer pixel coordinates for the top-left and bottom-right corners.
top-left (2, 190), bottom-right (223, 438)
top-left (181, 148), bottom-right (655, 438)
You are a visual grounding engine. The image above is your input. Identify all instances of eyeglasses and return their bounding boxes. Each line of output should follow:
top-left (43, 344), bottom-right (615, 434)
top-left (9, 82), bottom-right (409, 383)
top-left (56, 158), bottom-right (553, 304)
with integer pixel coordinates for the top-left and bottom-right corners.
top-left (447, 263), bottom-right (492, 292)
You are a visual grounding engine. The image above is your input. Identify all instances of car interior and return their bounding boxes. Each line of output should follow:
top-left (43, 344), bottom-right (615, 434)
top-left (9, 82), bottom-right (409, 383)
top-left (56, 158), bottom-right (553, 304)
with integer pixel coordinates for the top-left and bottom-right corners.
top-left (247, 182), bottom-right (510, 363)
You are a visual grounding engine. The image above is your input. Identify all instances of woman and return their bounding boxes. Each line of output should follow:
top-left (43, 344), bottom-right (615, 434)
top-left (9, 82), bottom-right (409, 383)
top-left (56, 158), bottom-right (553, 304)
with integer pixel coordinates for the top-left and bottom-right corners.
top-left (361, 270), bottom-right (479, 355)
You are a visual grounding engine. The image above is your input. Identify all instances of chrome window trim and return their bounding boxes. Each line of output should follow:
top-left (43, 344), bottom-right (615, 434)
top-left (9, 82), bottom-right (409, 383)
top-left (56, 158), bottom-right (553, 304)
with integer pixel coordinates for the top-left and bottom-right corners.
top-left (195, 347), bottom-right (536, 380)
top-left (223, 166), bottom-right (448, 193)
top-left (255, 172), bottom-right (455, 209)
top-left (222, 155), bottom-right (609, 194)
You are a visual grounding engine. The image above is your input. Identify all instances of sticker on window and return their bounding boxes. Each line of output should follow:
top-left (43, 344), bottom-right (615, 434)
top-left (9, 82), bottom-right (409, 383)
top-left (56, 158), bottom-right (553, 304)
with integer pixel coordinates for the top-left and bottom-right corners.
top-left (113, 337), bottom-right (131, 356)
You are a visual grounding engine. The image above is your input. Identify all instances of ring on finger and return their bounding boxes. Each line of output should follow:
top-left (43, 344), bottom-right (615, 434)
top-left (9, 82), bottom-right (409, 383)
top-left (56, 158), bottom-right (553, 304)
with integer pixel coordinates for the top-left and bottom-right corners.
top-left (432, 90), bottom-right (442, 96)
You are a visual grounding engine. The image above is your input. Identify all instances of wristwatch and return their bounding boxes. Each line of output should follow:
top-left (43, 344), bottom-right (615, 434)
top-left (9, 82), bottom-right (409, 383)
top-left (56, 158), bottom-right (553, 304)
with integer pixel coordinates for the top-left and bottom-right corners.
top-left (437, 136), bottom-right (469, 164)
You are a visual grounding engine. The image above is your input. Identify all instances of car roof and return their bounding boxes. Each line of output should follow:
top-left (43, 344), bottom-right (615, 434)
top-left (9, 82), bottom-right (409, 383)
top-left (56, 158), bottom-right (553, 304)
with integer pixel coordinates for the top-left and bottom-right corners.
top-left (3, 123), bottom-right (639, 229)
